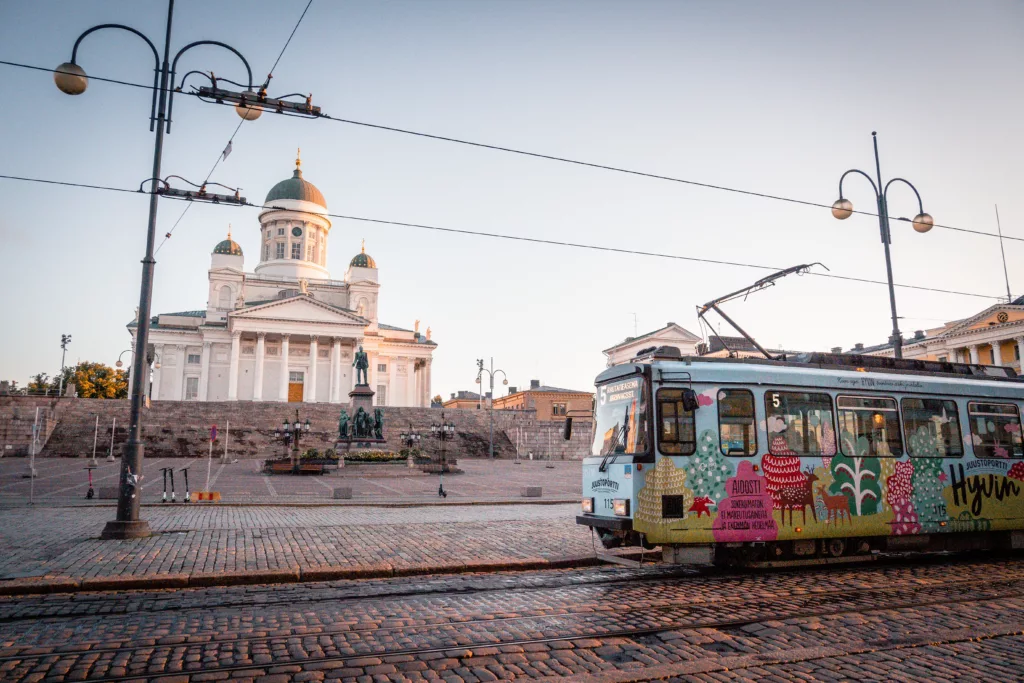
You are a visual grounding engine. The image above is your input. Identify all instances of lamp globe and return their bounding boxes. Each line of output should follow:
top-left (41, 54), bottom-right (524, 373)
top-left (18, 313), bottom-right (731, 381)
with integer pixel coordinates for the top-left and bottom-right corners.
top-left (831, 198), bottom-right (854, 220)
top-left (54, 62), bottom-right (88, 95)
top-left (912, 212), bottom-right (934, 234)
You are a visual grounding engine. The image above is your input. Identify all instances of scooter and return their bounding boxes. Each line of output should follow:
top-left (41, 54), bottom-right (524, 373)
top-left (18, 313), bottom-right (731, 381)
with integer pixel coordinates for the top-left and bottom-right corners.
top-left (84, 465), bottom-right (97, 499)
top-left (159, 466), bottom-right (177, 502)
top-left (179, 466), bottom-right (191, 503)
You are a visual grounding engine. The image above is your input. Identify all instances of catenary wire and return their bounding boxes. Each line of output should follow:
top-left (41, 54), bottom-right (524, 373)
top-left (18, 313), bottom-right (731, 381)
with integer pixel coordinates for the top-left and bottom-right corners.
top-left (154, 0), bottom-right (314, 254)
top-left (0, 171), bottom-right (1004, 301)
top-left (2, 56), bottom-right (1019, 244)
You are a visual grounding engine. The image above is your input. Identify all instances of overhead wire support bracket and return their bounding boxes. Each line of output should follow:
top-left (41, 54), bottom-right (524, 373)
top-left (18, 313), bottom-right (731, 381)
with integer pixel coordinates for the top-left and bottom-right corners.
top-left (195, 85), bottom-right (320, 118)
top-left (697, 262), bottom-right (827, 361)
top-left (148, 174), bottom-right (245, 204)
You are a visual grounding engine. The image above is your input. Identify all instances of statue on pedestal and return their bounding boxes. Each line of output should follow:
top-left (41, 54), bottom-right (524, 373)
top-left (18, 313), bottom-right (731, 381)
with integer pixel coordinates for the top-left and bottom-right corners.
top-left (353, 407), bottom-right (370, 438)
top-left (338, 409), bottom-right (350, 439)
top-left (373, 408), bottom-right (384, 439)
top-left (353, 346), bottom-right (369, 385)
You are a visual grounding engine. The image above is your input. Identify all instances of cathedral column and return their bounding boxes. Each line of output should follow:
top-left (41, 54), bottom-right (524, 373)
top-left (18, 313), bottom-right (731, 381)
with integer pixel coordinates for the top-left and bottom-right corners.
top-left (279, 334), bottom-right (290, 401)
top-left (253, 333), bottom-right (266, 401)
top-left (227, 332), bottom-right (241, 401)
top-left (308, 336), bottom-right (319, 403)
top-left (969, 344), bottom-right (981, 365)
top-left (199, 341), bottom-right (212, 401)
top-left (1016, 337), bottom-right (1024, 368)
top-left (424, 359), bottom-right (432, 407)
top-left (127, 340), bottom-right (136, 397)
top-left (991, 342), bottom-right (1003, 367)
top-left (151, 344), bottom-right (164, 401)
top-left (330, 338), bottom-right (341, 403)
top-left (405, 359), bottom-right (415, 408)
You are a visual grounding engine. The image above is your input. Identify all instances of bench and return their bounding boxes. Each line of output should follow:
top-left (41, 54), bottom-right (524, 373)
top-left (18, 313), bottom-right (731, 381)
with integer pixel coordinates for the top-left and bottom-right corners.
top-left (298, 463), bottom-right (324, 475)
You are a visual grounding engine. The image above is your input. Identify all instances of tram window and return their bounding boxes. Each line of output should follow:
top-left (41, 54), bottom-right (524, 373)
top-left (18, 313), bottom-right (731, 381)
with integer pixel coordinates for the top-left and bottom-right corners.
top-left (764, 391), bottom-right (836, 456)
top-left (837, 396), bottom-right (902, 457)
top-left (719, 389), bottom-right (757, 456)
top-left (967, 402), bottom-right (1023, 459)
top-left (902, 398), bottom-right (963, 458)
top-left (658, 389), bottom-right (696, 455)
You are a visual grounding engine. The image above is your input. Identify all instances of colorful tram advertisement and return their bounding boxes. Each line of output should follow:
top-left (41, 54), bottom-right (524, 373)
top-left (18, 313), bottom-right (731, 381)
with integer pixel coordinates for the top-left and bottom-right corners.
top-left (575, 348), bottom-right (1024, 565)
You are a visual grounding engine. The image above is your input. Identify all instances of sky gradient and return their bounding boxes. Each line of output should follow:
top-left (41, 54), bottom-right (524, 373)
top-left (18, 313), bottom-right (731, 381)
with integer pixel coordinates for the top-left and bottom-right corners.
top-left (1, 0), bottom-right (1022, 400)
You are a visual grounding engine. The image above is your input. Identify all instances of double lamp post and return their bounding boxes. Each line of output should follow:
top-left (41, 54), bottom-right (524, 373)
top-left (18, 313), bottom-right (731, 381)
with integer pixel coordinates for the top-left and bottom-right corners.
top-left (54, 0), bottom-right (317, 539)
top-left (831, 132), bottom-right (934, 360)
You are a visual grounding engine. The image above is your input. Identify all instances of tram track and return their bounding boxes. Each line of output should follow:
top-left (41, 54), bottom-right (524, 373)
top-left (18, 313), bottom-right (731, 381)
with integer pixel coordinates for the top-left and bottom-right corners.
top-left (2, 551), bottom-right (1015, 626)
top-left (2, 569), bottom-right (1022, 682)
top-left (4, 577), bottom-right (1019, 683)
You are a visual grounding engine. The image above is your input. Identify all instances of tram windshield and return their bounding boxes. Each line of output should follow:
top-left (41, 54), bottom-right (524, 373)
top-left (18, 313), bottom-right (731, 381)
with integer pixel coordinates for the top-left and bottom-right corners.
top-left (593, 375), bottom-right (649, 456)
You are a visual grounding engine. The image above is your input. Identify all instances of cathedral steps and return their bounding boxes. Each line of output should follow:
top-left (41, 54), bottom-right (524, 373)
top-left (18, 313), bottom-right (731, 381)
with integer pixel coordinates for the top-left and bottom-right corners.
top-left (27, 398), bottom-right (560, 460)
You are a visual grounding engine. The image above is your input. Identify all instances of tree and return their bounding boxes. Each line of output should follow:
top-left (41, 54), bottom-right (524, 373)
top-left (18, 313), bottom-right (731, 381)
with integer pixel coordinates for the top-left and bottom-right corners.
top-left (60, 362), bottom-right (128, 399)
top-left (27, 373), bottom-right (49, 393)
top-left (829, 435), bottom-right (882, 516)
top-left (763, 434), bottom-right (804, 509)
top-left (685, 429), bottom-right (735, 506)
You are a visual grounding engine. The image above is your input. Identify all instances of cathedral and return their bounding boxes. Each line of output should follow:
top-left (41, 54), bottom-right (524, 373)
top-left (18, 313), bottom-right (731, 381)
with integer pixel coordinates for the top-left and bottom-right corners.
top-left (128, 153), bottom-right (436, 406)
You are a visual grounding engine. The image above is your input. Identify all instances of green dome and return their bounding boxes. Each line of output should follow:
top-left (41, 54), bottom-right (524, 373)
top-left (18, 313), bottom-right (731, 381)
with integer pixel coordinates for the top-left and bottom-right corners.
top-left (350, 242), bottom-right (376, 268)
top-left (213, 236), bottom-right (243, 256)
top-left (264, 157), bottom-right (326, 208)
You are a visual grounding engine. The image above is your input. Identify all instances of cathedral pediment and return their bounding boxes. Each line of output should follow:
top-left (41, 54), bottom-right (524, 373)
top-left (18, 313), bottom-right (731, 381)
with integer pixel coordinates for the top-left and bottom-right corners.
top-left (231, 295), bottom-right (369, 325)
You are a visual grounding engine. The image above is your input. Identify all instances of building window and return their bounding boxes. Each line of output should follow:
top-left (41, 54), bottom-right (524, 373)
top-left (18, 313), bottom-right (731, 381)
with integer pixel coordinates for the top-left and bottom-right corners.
top-left (968, 402), bottom-right (1023, 458)
top-left (719, 389), bottom-right (756, 456)
top-left (276, 242), bottom-right (285, 259)
top-left (277, 227), bottom-right (285, 236)
top-left (551, 402), bottom-right (567, 417)
top-left (289, 371), bottom-right (304, 383)
top-left (187, 354), bottom-right (201, 365)
top-left (306, 244), bottom-right (313, 261)
top-left (837, 395), bottom-right (902, 457)
top-left (263, 244), bottom-right (269, 260)
top-left (378, 363), bottom-right (387, 372)
top-left (657, 388), bottom-right (695, 455)
top-left (938, 355), bottom-right (948, 363)
top-left (1017, 346), bottom-right (1021, 361)
top-left (765, 391), bottom-right (836, 456)
top-left (184, 376), bottom-right (199, 400)
top-left (291, 242), bottom-right (301, 259)
top-left (377, 385), bottom-right (387, 406)
top-left (902, 398), bottom-right (962, 458)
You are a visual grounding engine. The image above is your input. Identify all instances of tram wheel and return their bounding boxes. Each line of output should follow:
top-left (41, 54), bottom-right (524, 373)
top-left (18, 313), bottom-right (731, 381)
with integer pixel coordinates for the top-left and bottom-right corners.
top-left (825, 538), bottom-right (846, 558)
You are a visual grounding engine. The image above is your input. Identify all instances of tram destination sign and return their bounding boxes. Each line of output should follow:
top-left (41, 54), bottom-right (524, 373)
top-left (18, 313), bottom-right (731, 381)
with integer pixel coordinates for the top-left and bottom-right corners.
top-left (600, 378), bottom-right (640, 406)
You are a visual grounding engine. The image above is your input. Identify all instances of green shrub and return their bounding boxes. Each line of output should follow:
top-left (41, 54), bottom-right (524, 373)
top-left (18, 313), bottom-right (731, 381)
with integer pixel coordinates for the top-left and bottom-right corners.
top-left (343, 450), bottom-right (404, 463)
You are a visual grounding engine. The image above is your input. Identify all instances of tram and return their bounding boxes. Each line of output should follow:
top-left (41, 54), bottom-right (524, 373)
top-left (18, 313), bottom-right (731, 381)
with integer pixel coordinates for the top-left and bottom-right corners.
top-left (573, 346), bottom-right (1024, 565)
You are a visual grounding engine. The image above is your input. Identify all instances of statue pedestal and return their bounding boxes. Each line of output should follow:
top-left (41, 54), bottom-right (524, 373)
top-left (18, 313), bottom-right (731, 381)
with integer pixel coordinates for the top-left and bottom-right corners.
top-left (349, 384), bottom-right (374, 415)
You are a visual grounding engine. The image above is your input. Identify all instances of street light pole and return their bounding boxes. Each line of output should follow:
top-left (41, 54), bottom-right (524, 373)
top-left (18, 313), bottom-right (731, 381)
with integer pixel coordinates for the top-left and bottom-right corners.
top-left (476, 357), bottom-right (507, 459)
top-left (832, 132), bottom-right (934, 360)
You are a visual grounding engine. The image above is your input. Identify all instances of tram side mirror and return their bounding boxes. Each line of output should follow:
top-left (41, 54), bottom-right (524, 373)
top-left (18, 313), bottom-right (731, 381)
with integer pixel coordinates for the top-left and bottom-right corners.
top-left (562, 416), bottom-right (573, 440)
top-left (681, 389), bottom-right (700, 412)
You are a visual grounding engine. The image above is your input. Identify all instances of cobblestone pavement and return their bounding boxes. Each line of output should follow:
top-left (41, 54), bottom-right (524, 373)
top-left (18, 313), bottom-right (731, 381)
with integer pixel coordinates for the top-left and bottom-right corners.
top-left (0, 458), bottom-right (580, 505)
top-left (0, 555), bottom-right (1021, 682)
top-left (0, 503), bottom-right (600, 584)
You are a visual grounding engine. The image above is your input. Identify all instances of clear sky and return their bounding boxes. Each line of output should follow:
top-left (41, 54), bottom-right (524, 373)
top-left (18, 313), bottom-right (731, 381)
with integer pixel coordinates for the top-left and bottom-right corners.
top-left (1, 0), bottom-right (1022, 400)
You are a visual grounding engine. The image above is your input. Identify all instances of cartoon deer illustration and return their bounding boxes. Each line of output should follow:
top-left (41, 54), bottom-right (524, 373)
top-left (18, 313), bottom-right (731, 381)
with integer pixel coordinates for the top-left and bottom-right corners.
top-left (779, 468), bottom-right (819, 526)
top-left (817, 485), bottom-right (851, 526)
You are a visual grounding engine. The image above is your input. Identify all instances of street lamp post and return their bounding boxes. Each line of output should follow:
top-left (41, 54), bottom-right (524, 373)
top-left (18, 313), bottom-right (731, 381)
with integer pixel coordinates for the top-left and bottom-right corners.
top-left (430, 412), bottom-right (457, 497)
top-left (58, 334), bottom-right (72, 397)
top-left (832, 132), bottom-right (934, 360)
top-left (274, 410), bottom-right (311, 470)
top-left (55, 0), bottom-right (315, 539)
top-left (476, 358), bottom-right (508, 459)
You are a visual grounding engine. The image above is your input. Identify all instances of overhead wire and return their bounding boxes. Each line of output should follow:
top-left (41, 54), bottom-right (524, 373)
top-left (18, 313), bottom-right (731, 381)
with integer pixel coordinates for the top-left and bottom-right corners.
top-left (0, 170), bottom-right (1005, 300)
top-left (2, 55), bottom-right (1020, 244)
top-left (154, 0), bottom-right (315, 254)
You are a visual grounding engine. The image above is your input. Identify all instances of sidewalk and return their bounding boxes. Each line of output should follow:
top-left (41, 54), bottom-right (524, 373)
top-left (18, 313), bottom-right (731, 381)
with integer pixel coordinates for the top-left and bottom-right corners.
top-left (0, 503), bottom-right (628, 596)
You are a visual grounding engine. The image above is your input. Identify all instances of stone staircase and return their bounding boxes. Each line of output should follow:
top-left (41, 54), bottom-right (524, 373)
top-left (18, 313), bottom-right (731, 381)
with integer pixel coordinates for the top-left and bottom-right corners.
top-left (0, 396), bottom-right (65, 456)
top-left (37, 399), bottom-right (521, 460)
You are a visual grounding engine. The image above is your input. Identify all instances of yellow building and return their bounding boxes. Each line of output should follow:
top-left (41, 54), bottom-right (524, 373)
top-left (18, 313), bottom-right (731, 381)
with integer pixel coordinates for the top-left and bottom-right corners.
top-left (441, 390), bottom-right (485, 410)
top-left (492, 380), bottom-right (594, 422)
top-left (846, 298), bottom-right (1024, 369)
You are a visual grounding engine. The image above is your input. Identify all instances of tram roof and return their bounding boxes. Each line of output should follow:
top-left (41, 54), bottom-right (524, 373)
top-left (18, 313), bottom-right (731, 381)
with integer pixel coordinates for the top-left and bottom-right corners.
top-left (597, 351), bottom-right (1024, 399)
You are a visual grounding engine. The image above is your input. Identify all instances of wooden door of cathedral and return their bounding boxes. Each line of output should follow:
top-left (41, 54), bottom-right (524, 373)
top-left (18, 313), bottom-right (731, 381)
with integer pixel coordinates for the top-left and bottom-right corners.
top-left (288, 371), bottom-right (304, 402)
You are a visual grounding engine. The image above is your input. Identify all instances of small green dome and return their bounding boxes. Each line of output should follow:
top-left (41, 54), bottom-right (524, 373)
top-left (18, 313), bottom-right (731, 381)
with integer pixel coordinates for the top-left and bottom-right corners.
top-left (213, 233), bottom-right (243, 256)
top-left (264, 153), bottom-right (326, 208)
top-left (350, 240), bottom-right (376, 268)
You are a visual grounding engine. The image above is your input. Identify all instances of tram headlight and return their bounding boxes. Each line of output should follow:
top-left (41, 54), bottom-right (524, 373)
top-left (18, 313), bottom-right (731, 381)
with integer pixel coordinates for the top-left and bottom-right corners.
top-left (581, 497), bottom-right (594, 514)
top-left (612, 499), bottom-right (630, 517)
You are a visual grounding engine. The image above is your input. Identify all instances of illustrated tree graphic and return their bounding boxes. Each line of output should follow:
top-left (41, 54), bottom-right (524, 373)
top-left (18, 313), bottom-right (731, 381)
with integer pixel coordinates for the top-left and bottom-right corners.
top-left (685, 430), bottom-right (735, 506)
top-left (908, 428), bottom-right (949, 532)
top-left (763, 431), bottom-right (804, 510)
top-left (636, 456), bottom-right (693, 526)
top-left (888, 460), bottom-right (920, 535)
top-left (830, 434), bottom-right (881, 516)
